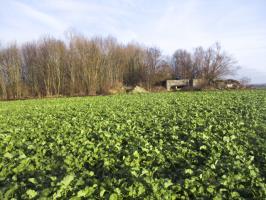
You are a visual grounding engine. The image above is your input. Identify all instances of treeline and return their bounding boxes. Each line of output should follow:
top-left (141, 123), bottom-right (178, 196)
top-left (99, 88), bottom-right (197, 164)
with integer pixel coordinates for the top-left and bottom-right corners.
top-left (0, 34), bottom-right (237, 99)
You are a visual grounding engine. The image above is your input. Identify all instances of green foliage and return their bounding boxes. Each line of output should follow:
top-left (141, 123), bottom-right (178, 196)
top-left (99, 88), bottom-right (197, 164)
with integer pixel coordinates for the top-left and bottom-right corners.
top-left (26, 189), bottom-right (38, 199)
top-left (0, 90), bottom-right (265, 199)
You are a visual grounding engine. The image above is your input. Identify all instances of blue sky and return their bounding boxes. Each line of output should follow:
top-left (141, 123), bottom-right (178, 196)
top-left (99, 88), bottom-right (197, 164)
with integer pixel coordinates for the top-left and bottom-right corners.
top-left (0, 0), bottom-right (265, 83)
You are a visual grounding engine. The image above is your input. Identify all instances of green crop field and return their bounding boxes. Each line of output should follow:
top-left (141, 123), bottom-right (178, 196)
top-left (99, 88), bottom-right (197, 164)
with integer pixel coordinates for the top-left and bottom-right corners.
top-left (0, 90), bottom-right (265, 199)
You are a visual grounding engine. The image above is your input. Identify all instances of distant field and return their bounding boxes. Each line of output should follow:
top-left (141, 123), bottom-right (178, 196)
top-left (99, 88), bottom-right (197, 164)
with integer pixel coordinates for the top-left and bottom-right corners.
top-left (0, 90), bottom-right (265, 199)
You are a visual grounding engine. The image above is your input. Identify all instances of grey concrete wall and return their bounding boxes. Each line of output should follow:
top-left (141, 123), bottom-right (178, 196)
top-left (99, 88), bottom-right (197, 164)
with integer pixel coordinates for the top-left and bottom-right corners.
top-left (166, 79), bottom-right (204, 90)
top-left (166, 79), bottom-right (189, 91)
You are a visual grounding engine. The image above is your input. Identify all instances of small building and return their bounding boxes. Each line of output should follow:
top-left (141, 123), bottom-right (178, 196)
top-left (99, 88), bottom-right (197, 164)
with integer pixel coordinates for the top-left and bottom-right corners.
top-left (166, 79), bottom-right (204, 91)
top-left (214, 79), bottom-right (241, 89)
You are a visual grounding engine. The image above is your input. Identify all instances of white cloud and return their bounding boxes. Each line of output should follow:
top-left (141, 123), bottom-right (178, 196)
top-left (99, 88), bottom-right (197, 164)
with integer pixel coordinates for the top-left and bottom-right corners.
top-left (12, 1), bottom-right (67, 31)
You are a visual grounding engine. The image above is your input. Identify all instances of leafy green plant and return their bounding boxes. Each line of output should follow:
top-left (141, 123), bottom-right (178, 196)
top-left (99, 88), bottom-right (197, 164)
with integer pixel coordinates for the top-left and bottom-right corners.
top-left (0, 90), bottom-right (265, 199)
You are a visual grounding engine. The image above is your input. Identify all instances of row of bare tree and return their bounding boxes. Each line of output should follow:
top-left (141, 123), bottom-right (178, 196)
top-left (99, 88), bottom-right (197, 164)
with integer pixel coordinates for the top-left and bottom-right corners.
top-left (0, 35), bottom-right (237, 99)
top-left (172, 43), bottom-right (238, 82)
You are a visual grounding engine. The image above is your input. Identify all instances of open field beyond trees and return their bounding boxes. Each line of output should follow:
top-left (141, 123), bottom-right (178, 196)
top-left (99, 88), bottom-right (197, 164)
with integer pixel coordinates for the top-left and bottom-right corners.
top-left (0, 90), bottom-right (265, 199)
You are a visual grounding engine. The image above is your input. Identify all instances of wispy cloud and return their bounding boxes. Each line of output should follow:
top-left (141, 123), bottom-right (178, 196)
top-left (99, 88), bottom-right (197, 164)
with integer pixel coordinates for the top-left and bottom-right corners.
top-left (12, 1), bottom-right (66, 30)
